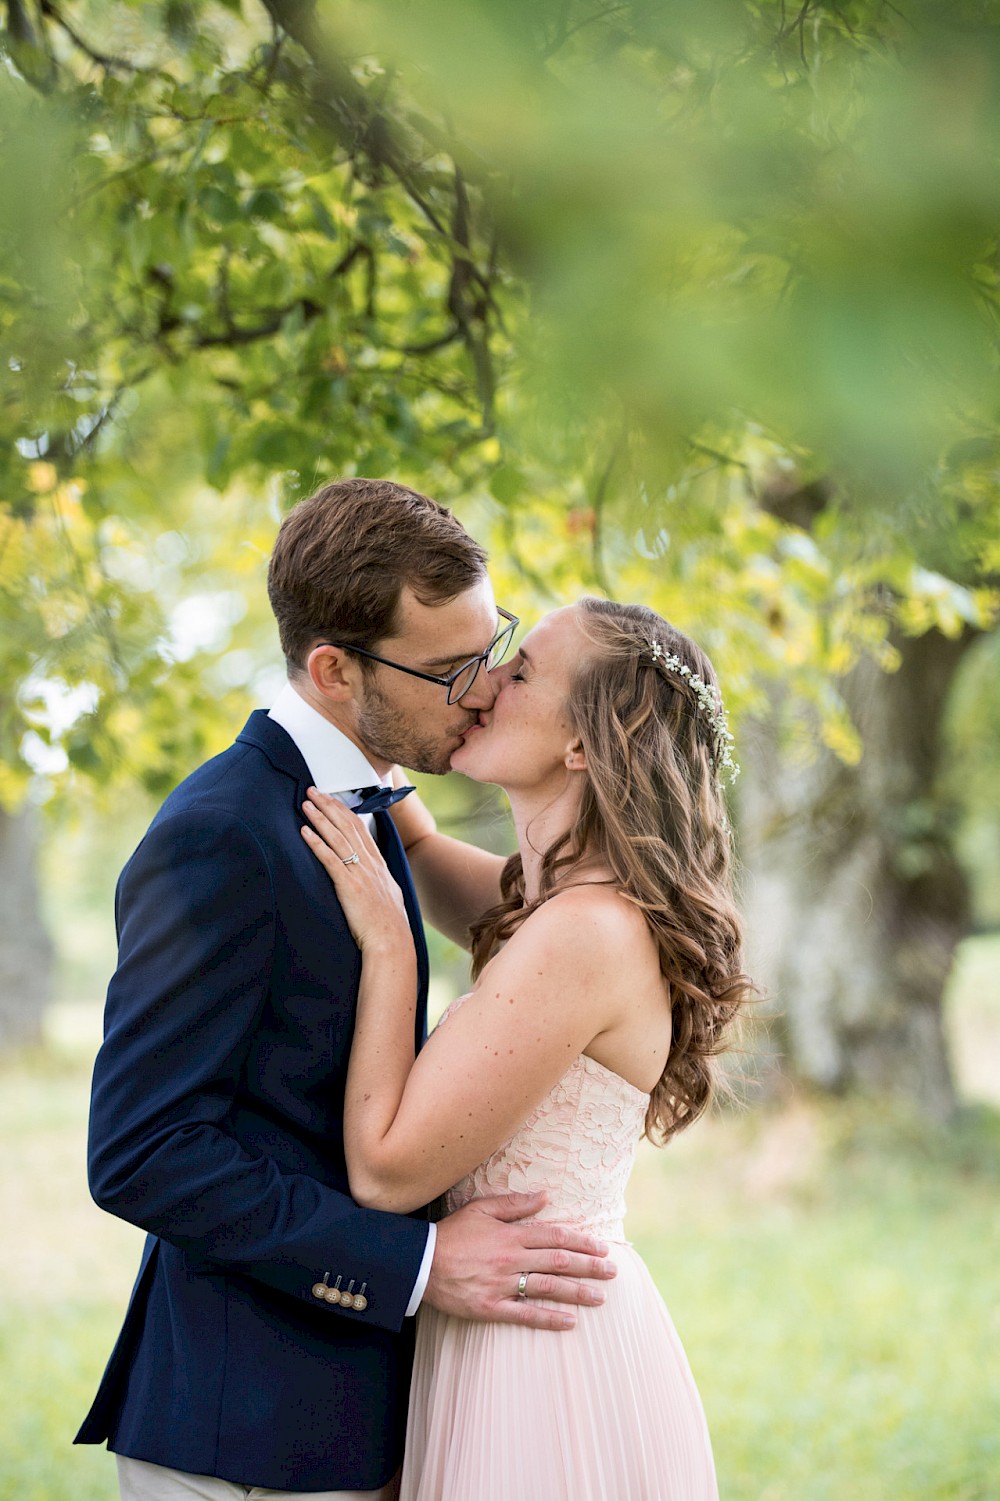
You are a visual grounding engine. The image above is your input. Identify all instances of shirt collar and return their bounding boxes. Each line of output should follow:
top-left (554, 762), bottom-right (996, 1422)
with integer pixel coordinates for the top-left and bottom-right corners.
top-left (267, 682), bottom-right (390, 794)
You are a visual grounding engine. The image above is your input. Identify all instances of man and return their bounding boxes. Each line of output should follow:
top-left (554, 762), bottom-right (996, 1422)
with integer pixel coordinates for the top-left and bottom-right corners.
top-left (76, 478), bottom-right (614, 1500)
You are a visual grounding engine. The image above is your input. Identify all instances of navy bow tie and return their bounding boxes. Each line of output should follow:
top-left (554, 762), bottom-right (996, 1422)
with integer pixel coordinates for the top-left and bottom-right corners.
top-left (349, 784), bottom-right (416, 815)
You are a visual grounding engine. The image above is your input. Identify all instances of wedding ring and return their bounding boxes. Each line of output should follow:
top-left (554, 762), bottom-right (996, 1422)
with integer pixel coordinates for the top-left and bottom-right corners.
top-left (517, 1272), bottom-right (530, 1300)
top-left (341, 851), bottom-right (360, 866)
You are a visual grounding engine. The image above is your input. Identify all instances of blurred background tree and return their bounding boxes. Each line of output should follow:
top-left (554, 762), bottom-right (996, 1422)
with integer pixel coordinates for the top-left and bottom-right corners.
top-left (1, 0), bottom-right (998, 1106)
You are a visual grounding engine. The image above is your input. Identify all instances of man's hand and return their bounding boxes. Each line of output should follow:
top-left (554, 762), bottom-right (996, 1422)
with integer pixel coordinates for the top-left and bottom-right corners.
top-left (423, 1192), bottom-right (617, 1331)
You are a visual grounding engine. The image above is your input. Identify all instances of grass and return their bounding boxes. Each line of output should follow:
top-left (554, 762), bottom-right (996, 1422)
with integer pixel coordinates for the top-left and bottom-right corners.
top-left (1, 936), bottom-right (999, 1500)
top-left (630, 1099), bottom-right (1000, 1501)
top-left (0, 1053), bottom-right (143, 1501)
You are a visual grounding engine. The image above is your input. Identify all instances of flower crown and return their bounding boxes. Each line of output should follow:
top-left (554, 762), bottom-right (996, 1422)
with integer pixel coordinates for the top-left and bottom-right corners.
top-left (645, 640), bottom-right (739, 784)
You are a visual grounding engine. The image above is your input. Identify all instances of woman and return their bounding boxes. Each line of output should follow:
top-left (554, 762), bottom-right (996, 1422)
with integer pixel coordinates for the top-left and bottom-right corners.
top-left (301, 597), bottom-right (751, 1501)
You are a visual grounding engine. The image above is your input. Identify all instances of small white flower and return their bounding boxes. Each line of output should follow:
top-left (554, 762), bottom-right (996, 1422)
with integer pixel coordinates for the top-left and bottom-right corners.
top-left (643, 642), bottom-right (740, 784)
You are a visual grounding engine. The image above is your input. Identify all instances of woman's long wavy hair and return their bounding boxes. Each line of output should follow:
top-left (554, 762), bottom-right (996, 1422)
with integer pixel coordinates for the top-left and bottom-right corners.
top-left (470, 597), bottom-right (754, 1144)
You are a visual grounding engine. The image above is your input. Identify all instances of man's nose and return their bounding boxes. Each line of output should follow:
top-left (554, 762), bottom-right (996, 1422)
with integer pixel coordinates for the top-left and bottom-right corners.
top-left (463, 663), bottom-right (498, 709)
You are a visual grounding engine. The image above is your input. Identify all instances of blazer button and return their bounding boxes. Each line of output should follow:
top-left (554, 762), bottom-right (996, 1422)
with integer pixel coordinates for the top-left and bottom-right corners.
top-left (352, 1283), bottom-right (368, 1311)
top-left (312, 1283), bottom-right (328, 1300)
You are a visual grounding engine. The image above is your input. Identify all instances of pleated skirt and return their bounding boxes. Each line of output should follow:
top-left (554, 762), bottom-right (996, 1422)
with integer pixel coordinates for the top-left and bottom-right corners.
top-left (399, 1243), bottom-right (718, 1501)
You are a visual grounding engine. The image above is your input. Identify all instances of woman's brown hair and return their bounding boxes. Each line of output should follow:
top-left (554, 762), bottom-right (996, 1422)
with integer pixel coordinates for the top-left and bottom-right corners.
top-left (470, 597), bottom-right (753, 1143)
top-left (267, 477), bottom-right (488, 672)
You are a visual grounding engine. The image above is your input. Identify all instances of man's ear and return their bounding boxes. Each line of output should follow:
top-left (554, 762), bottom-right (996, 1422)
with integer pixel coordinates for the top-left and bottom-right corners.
top-left (564, 737), bottom-right (588, 773)
top-left (305, 643), bottom-right (359, 702)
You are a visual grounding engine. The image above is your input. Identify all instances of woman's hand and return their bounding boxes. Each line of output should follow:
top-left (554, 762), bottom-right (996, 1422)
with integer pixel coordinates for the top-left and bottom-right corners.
top-left (301, 788), bottom-right (412, 955)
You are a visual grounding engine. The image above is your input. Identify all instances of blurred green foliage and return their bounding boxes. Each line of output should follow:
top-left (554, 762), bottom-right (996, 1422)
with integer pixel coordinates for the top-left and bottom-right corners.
top-left (1, 0), bottom-right (998, 805)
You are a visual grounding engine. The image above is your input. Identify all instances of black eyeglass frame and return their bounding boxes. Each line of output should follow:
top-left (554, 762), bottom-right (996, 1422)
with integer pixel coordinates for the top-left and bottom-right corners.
top-left (324, 607), bottom-right (520, 704)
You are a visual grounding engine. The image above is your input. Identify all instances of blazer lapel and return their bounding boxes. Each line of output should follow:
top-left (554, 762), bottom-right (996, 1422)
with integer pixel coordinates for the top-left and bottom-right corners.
top-left (238, 710), bottom-right (429, 1046)
top-left (374, 810), bottom-right (430, 1049)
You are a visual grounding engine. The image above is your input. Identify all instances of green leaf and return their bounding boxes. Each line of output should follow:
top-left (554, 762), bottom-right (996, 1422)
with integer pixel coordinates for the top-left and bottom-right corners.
top-left (488, 465), bottom-right (527, 504)
top-left (253, 427), bottom-right (306, 467)
top-left (198, 185), bottom-right (241, 225)
top-left (246, 188), bottom-right (283, 222)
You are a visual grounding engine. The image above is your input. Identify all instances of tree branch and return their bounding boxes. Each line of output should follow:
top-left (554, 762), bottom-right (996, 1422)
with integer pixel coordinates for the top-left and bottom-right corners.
top-left (687, 439), bottom-right (750, 473)
top-left (396, 325), bottom-right (462, 356)
top-left (187, 243), bottom-right (371, 350)
top-left (447, 165), bottom-right (496, 430)
top-left (590, 436), bottom-right (624, 595)
top-left (541, 3), bottom-right (634, 62)
top-left (38, 0), bottom-right (140, 73)
top-left (259, 0), bottom-right (497, 266)
top-left (3, 0), bottom-right (57, 93)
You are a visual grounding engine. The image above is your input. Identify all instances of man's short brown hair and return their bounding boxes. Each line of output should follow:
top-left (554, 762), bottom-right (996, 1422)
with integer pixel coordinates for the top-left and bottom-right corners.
top-left (267, 477), bottom-right (489, 672)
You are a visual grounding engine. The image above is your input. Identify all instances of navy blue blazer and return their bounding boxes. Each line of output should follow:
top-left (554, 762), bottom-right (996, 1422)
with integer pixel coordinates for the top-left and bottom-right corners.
top-left (75, 712), bottom-right (431, 1491)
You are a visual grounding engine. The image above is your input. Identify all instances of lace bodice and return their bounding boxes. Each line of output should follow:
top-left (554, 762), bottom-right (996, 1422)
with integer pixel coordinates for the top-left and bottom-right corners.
top-left (439, 993), bottom-right (650, 1242)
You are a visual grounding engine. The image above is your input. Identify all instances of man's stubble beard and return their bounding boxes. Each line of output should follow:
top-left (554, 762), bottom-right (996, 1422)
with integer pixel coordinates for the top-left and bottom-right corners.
top-left (356, 677), bottom-right (467, 776)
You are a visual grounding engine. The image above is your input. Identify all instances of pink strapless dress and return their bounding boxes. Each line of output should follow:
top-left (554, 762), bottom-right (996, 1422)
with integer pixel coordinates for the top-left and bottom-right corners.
top-left (399, 996), bottom-right (718, 1501)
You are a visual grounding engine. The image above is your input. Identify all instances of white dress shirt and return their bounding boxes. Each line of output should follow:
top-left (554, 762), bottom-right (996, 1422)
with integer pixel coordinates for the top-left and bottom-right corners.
top-left (269, 682), bottom-right (436, 1317)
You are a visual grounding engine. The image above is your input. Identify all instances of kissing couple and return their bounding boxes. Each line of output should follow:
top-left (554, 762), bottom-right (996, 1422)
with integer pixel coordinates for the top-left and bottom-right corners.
top-left (76, 477), bottom-right (750, 1500)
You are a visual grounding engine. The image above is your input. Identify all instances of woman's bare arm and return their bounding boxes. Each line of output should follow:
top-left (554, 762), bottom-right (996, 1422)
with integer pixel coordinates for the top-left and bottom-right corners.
top-left (301, 791), bottom-right (629, 1213)
top-left (388, 770), bottom-right (506, 949)
top-left (343, 889), bottom-right (628, 1212)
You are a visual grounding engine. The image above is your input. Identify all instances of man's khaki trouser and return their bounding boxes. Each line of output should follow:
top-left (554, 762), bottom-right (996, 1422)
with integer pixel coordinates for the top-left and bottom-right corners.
top-left (116, 1454), bottom-right (400, 1501)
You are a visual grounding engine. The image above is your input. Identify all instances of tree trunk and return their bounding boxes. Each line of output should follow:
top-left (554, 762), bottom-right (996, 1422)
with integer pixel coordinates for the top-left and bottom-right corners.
top-left (739, 628), bottom-right (974, 1122)
top-left (0, 804), bottom-right (54, 1051)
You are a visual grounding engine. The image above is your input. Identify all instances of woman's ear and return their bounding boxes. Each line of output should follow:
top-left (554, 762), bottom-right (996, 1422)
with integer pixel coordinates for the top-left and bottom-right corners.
top-left (564, 737), bottom-right (588, 773)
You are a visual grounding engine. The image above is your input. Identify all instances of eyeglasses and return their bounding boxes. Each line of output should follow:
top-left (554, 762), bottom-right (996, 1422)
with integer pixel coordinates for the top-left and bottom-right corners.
top-left (326, 608), bottom-right (519, 705)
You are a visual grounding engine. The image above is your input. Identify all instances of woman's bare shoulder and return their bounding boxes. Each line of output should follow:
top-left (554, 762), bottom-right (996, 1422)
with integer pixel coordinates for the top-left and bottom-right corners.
top-left (546, 881), bottom-right (653, 933)
top-left (502, 882), bottom-right (656, 976)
